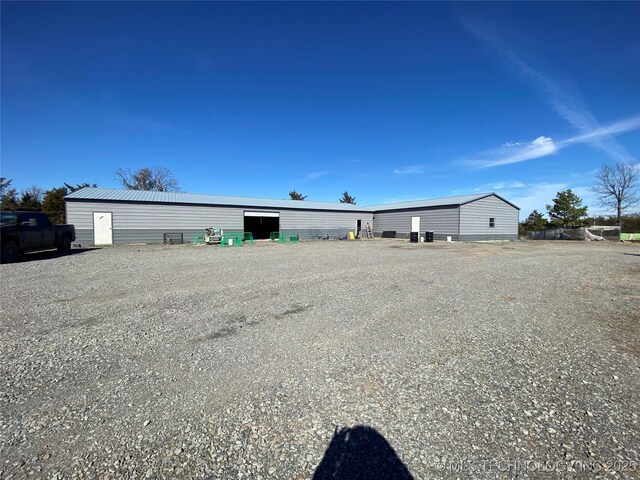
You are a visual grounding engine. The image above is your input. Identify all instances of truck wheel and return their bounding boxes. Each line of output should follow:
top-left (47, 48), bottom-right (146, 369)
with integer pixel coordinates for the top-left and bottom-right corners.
top-left (57, 234), bottom-right (72, 253)
top-left (2, 240), bottom-right (20, 263)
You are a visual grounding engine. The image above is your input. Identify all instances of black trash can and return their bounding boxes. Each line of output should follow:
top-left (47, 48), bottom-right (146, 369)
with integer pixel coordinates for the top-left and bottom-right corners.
top-left (410, 232), bottom-right (419, 243)
top-left (425, 231), bottom-right (434, 243)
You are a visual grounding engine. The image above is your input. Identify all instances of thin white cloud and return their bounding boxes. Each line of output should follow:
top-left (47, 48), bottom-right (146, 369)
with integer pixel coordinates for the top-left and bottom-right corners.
top-left (460, 17), bottom-right (637, 162)
top-left (455, 180), bottom-right (527, 194)
top-left (304, 171), bottom-right (330, 180)
top-left (470, 135), bottom-right (558, 168)
top-left (502, 141), bottom-right (522, 147)
top-left (561, 115), bottom-right (640, 146)
top-left (466, 114), bottom-right (640, 168)
top-left (492, 180), bottom-right (526, 189)
top-left (393, 165), bottom-right (425, 175)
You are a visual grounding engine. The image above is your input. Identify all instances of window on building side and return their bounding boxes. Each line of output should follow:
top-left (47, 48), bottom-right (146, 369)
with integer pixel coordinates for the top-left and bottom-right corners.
top-left (489, 218), bottom-right (495, 228)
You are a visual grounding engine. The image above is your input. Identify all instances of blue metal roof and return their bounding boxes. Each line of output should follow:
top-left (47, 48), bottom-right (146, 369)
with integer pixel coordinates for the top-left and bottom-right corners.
top-left (65, 188), bottom-right (519, 211)
top-left (65, 188), bottom-right (374, 211)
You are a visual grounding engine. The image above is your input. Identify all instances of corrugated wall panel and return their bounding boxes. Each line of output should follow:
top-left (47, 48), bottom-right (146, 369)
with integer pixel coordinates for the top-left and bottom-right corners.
top-left (280, 210), bottom-right (373, 240)
top-left (67, 201), bottom-right (244, 230)
top-left (66, 201), bottom-right (374, 244)
top-left (113, 229), bottom-right (204, 244)
top-left (67, 201), bottom-right (244, 244)
top-left (373, 207), bottom-right (459, 239)
top-left (459, 195), bottom-right (519, 239)
top-left (280, 210), bottom-right (373, 230)
top-left (73, 229), bottom-right (93, 245)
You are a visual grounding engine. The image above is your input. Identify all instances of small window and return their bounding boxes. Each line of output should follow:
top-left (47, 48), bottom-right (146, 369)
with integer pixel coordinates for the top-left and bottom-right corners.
top-left (489, 218), bottom-right (495, 228)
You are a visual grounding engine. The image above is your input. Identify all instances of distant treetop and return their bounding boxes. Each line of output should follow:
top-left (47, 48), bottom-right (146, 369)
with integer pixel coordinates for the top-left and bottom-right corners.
top-left (115, 167), bottom-right (180, 192)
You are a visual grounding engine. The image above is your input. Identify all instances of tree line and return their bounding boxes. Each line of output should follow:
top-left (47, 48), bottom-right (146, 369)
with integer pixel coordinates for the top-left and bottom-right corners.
top-left (0, 179), bottom-right (96, 224)
top-left (520, 161), bottom-right (639, 234)
top-left (0, 166), bottom-right (178, 224)
top-left (3, 160), bottom-right (636, 228)
top-left (1, 167), bottom-right (359, 226)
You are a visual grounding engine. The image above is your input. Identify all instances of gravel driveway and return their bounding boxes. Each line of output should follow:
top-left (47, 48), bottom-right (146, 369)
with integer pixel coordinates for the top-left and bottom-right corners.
top-left (1, 240), bottom-right (639, 478)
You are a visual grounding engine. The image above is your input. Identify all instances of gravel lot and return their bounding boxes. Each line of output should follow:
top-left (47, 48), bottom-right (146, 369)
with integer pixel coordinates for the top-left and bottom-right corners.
top-left (1, 240), bottom-right (639, 479)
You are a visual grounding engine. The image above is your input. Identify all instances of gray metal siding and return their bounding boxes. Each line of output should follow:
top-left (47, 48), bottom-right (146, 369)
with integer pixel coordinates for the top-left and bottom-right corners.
top-left (74, 229), bottom-right (93, 245)
top-left (67, 200), bottom-right (374, 244)
top-left (373, 206), bottom-right (460, 239)
top-left (66, 201), bottom-right (243, 230)
top-left (280, 211), bottom-right (373, 240)
top-left (280, 210), bottom-right (373, 230)
top-left (66, 194), bottom-right (519, 244)
top-left (459, 195), bottom-right (519, 239)
top-left (67, 201), bottom-right (244, 244)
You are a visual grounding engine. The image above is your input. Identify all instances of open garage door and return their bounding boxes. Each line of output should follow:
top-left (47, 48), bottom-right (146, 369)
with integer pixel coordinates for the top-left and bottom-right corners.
top-left (244, 211), bottom-right (279, 240)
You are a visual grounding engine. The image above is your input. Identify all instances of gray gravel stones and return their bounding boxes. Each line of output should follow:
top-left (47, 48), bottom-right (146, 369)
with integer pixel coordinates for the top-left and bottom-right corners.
top-left (1, 240), bottom-right (639, 478)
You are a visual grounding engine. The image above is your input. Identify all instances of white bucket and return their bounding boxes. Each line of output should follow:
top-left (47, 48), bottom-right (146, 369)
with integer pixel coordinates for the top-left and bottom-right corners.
top-left (446, 236), bottom-right (452, 242)
top-left (228, 239), bottom-right (234, 245)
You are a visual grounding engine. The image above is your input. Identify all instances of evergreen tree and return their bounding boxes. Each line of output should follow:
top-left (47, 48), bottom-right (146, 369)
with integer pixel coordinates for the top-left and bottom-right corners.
top-left (0, 178), bottom-right (19, 211)
top-left (289, 190), bottom-right (307, 201)
top-left (18, 187), bottom-right (44, 211)
top-left (339, 191), bottom-right (356, 205)
top-left (546, 189), bottom-right (588, 227)
top-left (64, 182), bottom-right (97, 193)
top-left (523, 209), bottom-right (547, 231)
top-left (42, 187), bottom-right (68, 224)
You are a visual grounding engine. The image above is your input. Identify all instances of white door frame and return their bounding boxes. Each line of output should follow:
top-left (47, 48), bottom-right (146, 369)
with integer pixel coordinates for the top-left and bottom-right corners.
top-left (411, 216), bottom-right (420, 233)
top-left (93, 212), bottom-right (113, 245)
top-left (244, 211), bottom-right (280, 218)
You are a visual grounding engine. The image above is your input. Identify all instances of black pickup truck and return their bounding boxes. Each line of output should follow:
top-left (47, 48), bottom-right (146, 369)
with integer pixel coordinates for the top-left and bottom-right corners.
top-left (1, 211), bottom-right (76, 263)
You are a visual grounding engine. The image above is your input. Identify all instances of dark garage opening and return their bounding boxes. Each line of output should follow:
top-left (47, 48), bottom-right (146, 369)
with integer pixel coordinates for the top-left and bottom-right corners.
top-left (244, 215), bottom-right (279, 240)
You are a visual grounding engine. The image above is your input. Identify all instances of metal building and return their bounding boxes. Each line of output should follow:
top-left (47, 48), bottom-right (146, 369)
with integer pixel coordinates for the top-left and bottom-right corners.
top-left (65, 188), bottom-right (374, 245)
top-left (65, 189), bottom-right (519, 245)
top-left (370, 193), bottom-right (519, 241)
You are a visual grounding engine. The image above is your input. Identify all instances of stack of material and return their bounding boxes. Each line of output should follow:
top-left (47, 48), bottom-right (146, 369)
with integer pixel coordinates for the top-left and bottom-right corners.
top-left (527, 227), bottom-right (605, 241)
top-left (584, 229), bottom-right (606, 241)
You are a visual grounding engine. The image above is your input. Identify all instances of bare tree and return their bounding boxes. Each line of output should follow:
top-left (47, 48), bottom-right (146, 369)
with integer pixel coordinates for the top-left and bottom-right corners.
top-left (115, 167), bottom-right (180, 192)
top-left (593, 161), bottom-right (639, 227)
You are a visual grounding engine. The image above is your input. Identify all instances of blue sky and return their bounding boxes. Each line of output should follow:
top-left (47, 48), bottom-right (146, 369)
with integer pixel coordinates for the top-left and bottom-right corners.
top-left (2, 2), bottom-right (639, 217)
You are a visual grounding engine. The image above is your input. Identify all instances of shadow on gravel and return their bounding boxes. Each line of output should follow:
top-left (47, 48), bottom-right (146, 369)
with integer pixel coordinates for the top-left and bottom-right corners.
top-left (313, 426), bottom-right (413, 480)
top-left (15, 248), bottom-right (99, 263)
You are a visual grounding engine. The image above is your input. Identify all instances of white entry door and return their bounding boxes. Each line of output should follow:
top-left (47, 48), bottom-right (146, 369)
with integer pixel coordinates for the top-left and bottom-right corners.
top-left (411, 216), bottom-right (420, 233)
top-left (93, 212), bottom-right (113, 245)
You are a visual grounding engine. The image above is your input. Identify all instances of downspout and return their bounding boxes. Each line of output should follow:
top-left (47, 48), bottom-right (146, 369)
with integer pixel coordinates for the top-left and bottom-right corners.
top-left (457, 206), bottom-right (461, 241)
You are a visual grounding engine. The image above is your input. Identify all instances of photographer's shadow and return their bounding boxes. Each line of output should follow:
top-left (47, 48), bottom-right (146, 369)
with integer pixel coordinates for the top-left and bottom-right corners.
top-left (313, 425), bottom-right (414, 480)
